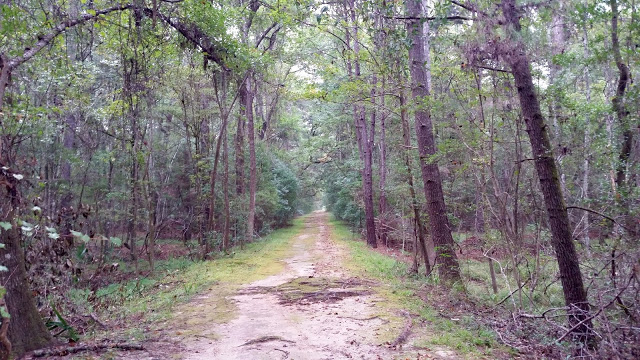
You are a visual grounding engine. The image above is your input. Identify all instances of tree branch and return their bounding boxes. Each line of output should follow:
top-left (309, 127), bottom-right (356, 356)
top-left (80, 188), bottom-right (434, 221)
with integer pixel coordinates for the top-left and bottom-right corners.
top-left (385, 15), bottom-right (472, 21)
top-left (566, 206), bottom-right (633, 234)
top-left (7, 4), bottom-right (133, 70)
top-left (141, 8), bottom-right (228, 69)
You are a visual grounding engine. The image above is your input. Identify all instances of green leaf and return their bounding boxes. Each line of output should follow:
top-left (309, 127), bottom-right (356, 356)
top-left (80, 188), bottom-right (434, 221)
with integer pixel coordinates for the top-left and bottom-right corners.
top-left (109, 237), bottom-right (122, 246)
top-left (0, 222), bottom-right (11, 231)
top-left (0, 266), bottom-right (7, 272)
top-left (19, 221), bottom-right (33, 228)
top-left (0, 306), bottom-right (10, 319)
top-left (70, 230), bottom-right (91, 243)
top-left (48, 232), bottom-right (60, 239)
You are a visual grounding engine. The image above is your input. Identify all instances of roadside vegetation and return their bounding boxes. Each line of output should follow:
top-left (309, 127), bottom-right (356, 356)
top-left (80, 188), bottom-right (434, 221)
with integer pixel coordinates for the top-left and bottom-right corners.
top-left (62, 218), bottom-right (305, 345)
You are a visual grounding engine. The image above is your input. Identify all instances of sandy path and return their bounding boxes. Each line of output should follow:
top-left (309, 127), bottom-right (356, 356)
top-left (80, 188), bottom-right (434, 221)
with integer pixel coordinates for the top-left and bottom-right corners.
top-left (179, 211), bottom-right (415, 360)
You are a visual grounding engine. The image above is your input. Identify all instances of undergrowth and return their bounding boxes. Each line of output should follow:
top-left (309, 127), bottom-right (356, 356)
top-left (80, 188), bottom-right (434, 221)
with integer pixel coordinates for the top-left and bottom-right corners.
top-left (83, 217), bottom-right (305, 340)
top-left (327, 216), bottom-right (506, 359)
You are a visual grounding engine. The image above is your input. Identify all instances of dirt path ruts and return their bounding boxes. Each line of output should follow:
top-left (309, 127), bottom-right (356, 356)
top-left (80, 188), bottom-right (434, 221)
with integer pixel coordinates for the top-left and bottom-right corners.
top-left (179, 211), bottom-right (418, 360)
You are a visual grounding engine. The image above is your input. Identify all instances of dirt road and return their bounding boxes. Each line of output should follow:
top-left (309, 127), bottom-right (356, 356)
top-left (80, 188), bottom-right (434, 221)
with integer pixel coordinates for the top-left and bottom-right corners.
top-left (130, 212), bottom-right (456, 359)
top-left (181, 211), bottom-right (415, 359)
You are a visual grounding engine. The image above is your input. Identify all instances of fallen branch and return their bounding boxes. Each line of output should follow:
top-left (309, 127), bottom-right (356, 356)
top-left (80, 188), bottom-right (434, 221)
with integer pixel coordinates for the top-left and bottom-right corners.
top-left (337, 315), bottom-right (386, 322)
top-left (555, 274), bottom-right (634, 343)
top-left (82, 313), bottom-right (107, 328)
top-left (240, 336), bottom-right (295, 347)
top-left (518, 307), bottom-right (568, 320)
top-left (274, 348), bottom-right (290, 359)
top-left (389, 311), bottom-right (413, 348)
top-left (31, 343), bottom-right (144, 357)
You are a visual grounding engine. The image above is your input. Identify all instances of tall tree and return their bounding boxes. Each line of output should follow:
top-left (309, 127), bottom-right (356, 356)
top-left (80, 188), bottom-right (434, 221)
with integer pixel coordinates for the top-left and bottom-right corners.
top-left (405, 0), bottom-right (460, 281)
top-left (499, 0), bottom-right (594, 345)
top-left (345, 0), bottom-right (377, 248)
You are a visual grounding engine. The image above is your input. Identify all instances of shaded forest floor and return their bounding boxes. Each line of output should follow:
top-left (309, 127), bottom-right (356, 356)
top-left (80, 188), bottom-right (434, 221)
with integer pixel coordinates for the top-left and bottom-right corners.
top-left (26, 212), bottom-right (508, 359)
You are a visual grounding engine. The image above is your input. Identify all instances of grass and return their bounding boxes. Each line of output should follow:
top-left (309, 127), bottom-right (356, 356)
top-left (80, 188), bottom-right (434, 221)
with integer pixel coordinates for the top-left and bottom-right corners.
top-left (90, 216), bottom-right (306, 340)
top-left (458, 252), bottom-right (565, 312)
top-left (327, 216), bottom-right (504, 359)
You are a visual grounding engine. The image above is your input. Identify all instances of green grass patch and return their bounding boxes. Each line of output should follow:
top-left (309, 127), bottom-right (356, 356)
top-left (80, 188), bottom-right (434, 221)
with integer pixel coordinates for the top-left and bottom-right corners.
top-left (327, 215), bottom-right (500, 359)
top-left (93, 216), bottom-right (306, 339)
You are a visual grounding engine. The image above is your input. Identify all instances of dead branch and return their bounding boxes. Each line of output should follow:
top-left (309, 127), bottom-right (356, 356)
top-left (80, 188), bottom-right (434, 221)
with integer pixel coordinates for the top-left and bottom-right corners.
top-left (31, 343), bottom-right (144, 357)
top-left (493, 277), bottom-right (530, 308)
top-left (389, 311), bottom-right (413, 348)
top-left (566, 205), bottom-right (633, 234)
top-left (555, 274), bottom-right (634, 343)
top-left (87, 313), bottom-right (107, 328)
top-left (240, 336), bottom-right (295, 347)
top-left (274, 348), bottom-right (290, 359)
top-left (518, 307), bottom-right (568, 320)
top-left (337, 315), bottom-right (387, 323)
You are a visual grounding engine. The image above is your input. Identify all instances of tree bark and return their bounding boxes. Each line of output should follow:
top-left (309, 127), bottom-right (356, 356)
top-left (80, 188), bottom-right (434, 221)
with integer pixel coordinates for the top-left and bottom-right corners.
top-left (245, 75), bottom-right (258, 244)
top-left (405, 0), bottom-right (460, 282)
top-left (400, 92), bottom-right (431, 274)
top-left (580, 21), bottom-right (592, 248)
top-left (548, 2), bottom-right (567, 195)
top-left (235, 84), bottom-right (246, 197)
top-left (345, 0), bottom-right (376, 248)
top-left (500, 0), bottom-right (594, 345)
top-left (223, 117), bottom-right (231, 253)
top-left (610, 0), bottom-right (633, 189)
top-left (0, 169), bottom-right (52, 356)
top-left (378, 79), bottom-right (389, 247)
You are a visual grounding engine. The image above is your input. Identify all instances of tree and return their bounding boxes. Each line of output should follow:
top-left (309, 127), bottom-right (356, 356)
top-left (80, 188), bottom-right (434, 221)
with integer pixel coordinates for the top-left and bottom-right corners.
top-left (405, 0), bottom-right (460, 282)
top-left (344, 0), bottom-right (377, 248)
top-left (499, 0), bottom-right (594, 346)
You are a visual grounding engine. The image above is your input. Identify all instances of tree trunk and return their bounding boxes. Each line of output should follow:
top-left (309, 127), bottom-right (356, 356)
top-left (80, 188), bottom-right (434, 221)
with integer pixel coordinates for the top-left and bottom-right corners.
top-left (235, 83), bottom-right (246, 197)
top-left (207, 105), bottom-right (229, 234)
top-left (405, 0), bottom-right (460, 282)
top-left (548, 2), bottom-right (567, 195)
top-left (145, 122), bottom-right (157, 271)
top-left (223, 118), bottom-right (231, 253)
top-left (609, 0), bottom-right (635, 236)
top-left (0, 171), bottom-right (52, 356)
top-left (501, 0), bottom-right (594, 345)
top-left (580, 21), bottom-right (592, 248)
top-left (400, 91), bottom-right (431, 274)
top-left (378, 79), bottom-right (388, 247)
top-left (346, 0), bottom-right (376, 248)
top-left (246, 75), bottom-right (257, 243)
top-left (610, 0), bottom-right (632, 189)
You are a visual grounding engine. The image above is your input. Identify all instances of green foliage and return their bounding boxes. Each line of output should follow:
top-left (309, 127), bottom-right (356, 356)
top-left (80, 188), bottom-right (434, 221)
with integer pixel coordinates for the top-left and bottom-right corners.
top-left (324, 170), bottom-right (363, 227)
top-left (329, 216), bottom-right (500, 357)
top-left (47, 306), bottom-right (80, 342)
top-left (94, 217), bottom-right (305, 327)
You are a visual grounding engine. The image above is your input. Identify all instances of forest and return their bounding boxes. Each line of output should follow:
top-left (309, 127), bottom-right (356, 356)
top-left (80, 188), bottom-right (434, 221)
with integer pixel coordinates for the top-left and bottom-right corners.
top-left (0, 0), bottom-right (638, 358)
